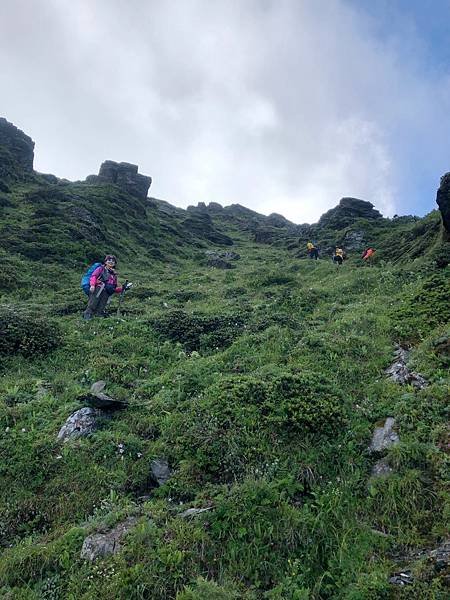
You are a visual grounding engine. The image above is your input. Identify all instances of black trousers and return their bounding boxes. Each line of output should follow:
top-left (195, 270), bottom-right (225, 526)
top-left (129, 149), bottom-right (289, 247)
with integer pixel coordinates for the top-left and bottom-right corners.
top-left (83, 288), bottom-right (110, 319)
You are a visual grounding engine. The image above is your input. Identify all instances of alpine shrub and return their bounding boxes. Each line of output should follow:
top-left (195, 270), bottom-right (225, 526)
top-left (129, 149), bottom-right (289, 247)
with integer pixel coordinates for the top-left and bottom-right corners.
top-left (0, 306), bottom-right (61, 357)
top-left (151, 310), bottom-right (245, 351)
top-left (391, 271), bottom-right (450, 341)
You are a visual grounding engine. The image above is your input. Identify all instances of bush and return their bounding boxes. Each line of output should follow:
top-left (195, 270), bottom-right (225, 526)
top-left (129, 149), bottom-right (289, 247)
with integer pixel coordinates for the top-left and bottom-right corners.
top-left (196, 372), bottom-right (344, 434)
top-left (151, 310), bottom-right (245, 352)
top-left (0, 306), bottom-right (62, 357)
top-left (163, 372), bottom-right (345, 484)
top-left (392, 271), bottom-right (450, 342)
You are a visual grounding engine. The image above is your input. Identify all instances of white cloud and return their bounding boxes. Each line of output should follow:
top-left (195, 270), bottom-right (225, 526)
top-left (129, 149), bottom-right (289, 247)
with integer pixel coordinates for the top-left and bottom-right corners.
top-left (0, 0), bottom-right (448, 222)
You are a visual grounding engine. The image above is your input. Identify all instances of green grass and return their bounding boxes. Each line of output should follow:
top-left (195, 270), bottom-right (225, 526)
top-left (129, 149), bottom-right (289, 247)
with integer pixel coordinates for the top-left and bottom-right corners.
top-left (0, 174), bottom-right (448, 599)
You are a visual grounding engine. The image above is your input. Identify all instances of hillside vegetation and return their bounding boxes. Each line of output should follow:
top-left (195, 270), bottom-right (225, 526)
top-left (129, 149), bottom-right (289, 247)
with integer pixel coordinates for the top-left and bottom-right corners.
top-left (0, 119), bottom-right (449, 599)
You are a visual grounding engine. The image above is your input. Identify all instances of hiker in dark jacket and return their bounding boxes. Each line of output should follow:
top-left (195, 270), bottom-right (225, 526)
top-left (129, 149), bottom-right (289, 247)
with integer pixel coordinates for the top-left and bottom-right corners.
top-left (83, 255), bottom-right (130, 320)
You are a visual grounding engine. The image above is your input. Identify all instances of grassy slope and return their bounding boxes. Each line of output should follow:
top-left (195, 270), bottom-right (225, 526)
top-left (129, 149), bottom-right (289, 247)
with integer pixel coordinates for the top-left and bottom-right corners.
top-left (0, 180), bottom-right (449, 599)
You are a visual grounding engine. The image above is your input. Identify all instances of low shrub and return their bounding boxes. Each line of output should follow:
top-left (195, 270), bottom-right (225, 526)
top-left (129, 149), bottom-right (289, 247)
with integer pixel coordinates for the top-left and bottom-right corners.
top-left (0, 306), bottom-right (62, 357)
top-left (163, 371), bottom-right (345, 483)
top-left (391, 271), bottom-right (450, 342)
top-left (151, 310), bottom-right (245, 352)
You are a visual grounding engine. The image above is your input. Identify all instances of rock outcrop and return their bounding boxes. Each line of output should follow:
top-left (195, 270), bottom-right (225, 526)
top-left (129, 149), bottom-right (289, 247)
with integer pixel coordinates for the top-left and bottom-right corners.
top-left (343, 229), bottom-right (366, 250)
top-left (205, 249), bottom-right (240, 269)
top-left (57, 407), bottom-right (101, 442)
top-left (86, 160), bottom-right (152, 200)
top-left (265, 213), bottom-right (295, 228)
top-left (436, 172), bottom-right (450, 235)
top-left (318, 198), bottom-right (383, 229)
top-left (150, 458), bottom-right (172, 486)
top-left (385, 345), bottom-right (428, 389)
top-left (182, 211), bottom-right (233, 246)
top-left (0, 117), bottom-right (35, 180)
top-left (79, 380), bottom-right (128, 410)
top-left (80, 516), bottom-right (139, 561)
top-left (368, 417), bottom-right (399, 454)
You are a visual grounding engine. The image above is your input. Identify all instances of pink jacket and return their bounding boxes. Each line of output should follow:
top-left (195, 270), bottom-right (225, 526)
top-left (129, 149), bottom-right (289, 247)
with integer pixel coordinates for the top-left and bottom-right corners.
top-left (89, 266), bottom-right (123, 293)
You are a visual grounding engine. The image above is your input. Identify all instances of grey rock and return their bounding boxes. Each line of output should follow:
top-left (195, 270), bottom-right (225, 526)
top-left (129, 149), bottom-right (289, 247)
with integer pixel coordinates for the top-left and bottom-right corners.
top-left (389, 571), bottom-right (413, 586)
top-left (371, 457), bottom-right (393, 478)
top-left (38, 173), bottom-right (59, 184)
top-left (385, 345), bottom-right (428, 389)
top-left (80, 380), bottom-right (128, 410)
top-left (57, 407), bottom-right (101, 442)
top-left (86, 160), bottom-right (152, 200)
top-left (205, 250), bottom-right (241, 261)
top-left (207, 258), bottom-right (235, 269)
top-left (150, 458), bottom-right (172, 485)
top-left (80, 516), bottom-right (139, 561)
top-left (90, 380), bottom-right (107, 395)
top-left (206, 202), bottom-right (223, 213)
top-left (254, 227), bottom-right (278, 244)
top-left (368, 417), bottom-right (399, 454)
top-left (265, 213), bottom-right (294, 228)
top-left (429, 540), bottom-right (450, 571)
top-left (343, 229), bottom-right (366, 250)
top-left (179, 506), bottom-right (213, 518)
top-left (182, 211), bottom-right (233, 246)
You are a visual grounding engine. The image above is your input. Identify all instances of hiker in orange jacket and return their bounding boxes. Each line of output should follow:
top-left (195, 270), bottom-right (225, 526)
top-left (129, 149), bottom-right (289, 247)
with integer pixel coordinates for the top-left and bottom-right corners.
top-left (362, 247), bottom-right (375, 261)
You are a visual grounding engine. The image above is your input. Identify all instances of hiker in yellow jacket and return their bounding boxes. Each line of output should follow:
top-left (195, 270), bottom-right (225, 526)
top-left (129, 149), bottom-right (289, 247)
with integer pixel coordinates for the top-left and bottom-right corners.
top-left (333, 247), bottom-right (345, 265)
top-left (307, 241), bottom-right (319, 260)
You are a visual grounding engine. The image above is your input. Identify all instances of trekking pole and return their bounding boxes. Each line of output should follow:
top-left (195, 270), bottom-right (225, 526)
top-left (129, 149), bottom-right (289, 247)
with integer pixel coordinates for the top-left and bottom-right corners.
top-left (117, 280), bottom-right (128, 317)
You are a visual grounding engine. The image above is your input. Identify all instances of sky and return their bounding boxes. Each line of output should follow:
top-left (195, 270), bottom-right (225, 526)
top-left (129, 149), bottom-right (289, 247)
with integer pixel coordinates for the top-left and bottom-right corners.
top-left (1, 0), bottom-right (450, 223)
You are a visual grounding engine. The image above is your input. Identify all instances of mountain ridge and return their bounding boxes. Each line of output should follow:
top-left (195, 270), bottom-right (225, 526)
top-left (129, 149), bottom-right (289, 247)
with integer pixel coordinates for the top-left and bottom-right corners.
top-left (0, 116), bottom-right (449, 599)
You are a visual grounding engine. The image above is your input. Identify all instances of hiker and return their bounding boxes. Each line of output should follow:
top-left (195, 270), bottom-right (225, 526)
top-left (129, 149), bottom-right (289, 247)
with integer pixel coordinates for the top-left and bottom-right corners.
top-left (83, 255), bottom-right (131, 320)
top-left (307, 241), bottom-right (319, 259)
top-left (362, 247), bottom-right (375, 261)
top-left (333, 247), bottom-right (345, 265)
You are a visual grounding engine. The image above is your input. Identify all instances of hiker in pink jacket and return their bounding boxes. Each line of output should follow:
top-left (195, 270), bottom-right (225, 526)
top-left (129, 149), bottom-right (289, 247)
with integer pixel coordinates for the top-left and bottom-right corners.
top-left (83, 255), bottom-right (129, 320)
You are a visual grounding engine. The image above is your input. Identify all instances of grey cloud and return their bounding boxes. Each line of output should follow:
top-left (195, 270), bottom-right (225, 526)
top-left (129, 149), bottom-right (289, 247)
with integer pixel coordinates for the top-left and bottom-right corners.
top-left (1, 0), bottom-right (449, 222)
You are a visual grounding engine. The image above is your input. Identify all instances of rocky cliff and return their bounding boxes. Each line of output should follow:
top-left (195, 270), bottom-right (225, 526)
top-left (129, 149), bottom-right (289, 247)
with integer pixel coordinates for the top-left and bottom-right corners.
top-left (0, 117), bottom-right (35, 181)
top-left (86, 160), bottom-right (152, 200)
top-left (436, 172), bottom-right (450, 236)
top-left (318, 197), bottom-right (383, 229)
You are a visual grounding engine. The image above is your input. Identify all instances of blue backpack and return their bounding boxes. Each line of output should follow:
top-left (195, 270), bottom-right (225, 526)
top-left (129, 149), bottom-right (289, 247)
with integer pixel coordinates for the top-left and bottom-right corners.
top-left (81, 262), bottom-right (102, 295)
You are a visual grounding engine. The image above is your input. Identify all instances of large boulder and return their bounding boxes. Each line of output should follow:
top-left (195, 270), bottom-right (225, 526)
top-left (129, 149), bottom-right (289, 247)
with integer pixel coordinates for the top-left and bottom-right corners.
top-left (86, 160), bottom-right (152, 200)
top-left (0, 117), bottom-right (35, 181)
top-left (318, 198), bottom-right (383, 229)
top-left (436, 172), bottom-right (450, 235)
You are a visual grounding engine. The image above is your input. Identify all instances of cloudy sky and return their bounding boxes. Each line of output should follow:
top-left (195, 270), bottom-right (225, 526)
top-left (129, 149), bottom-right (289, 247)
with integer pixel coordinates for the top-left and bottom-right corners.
top-left (1, 0), bottom-right (450, 223)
